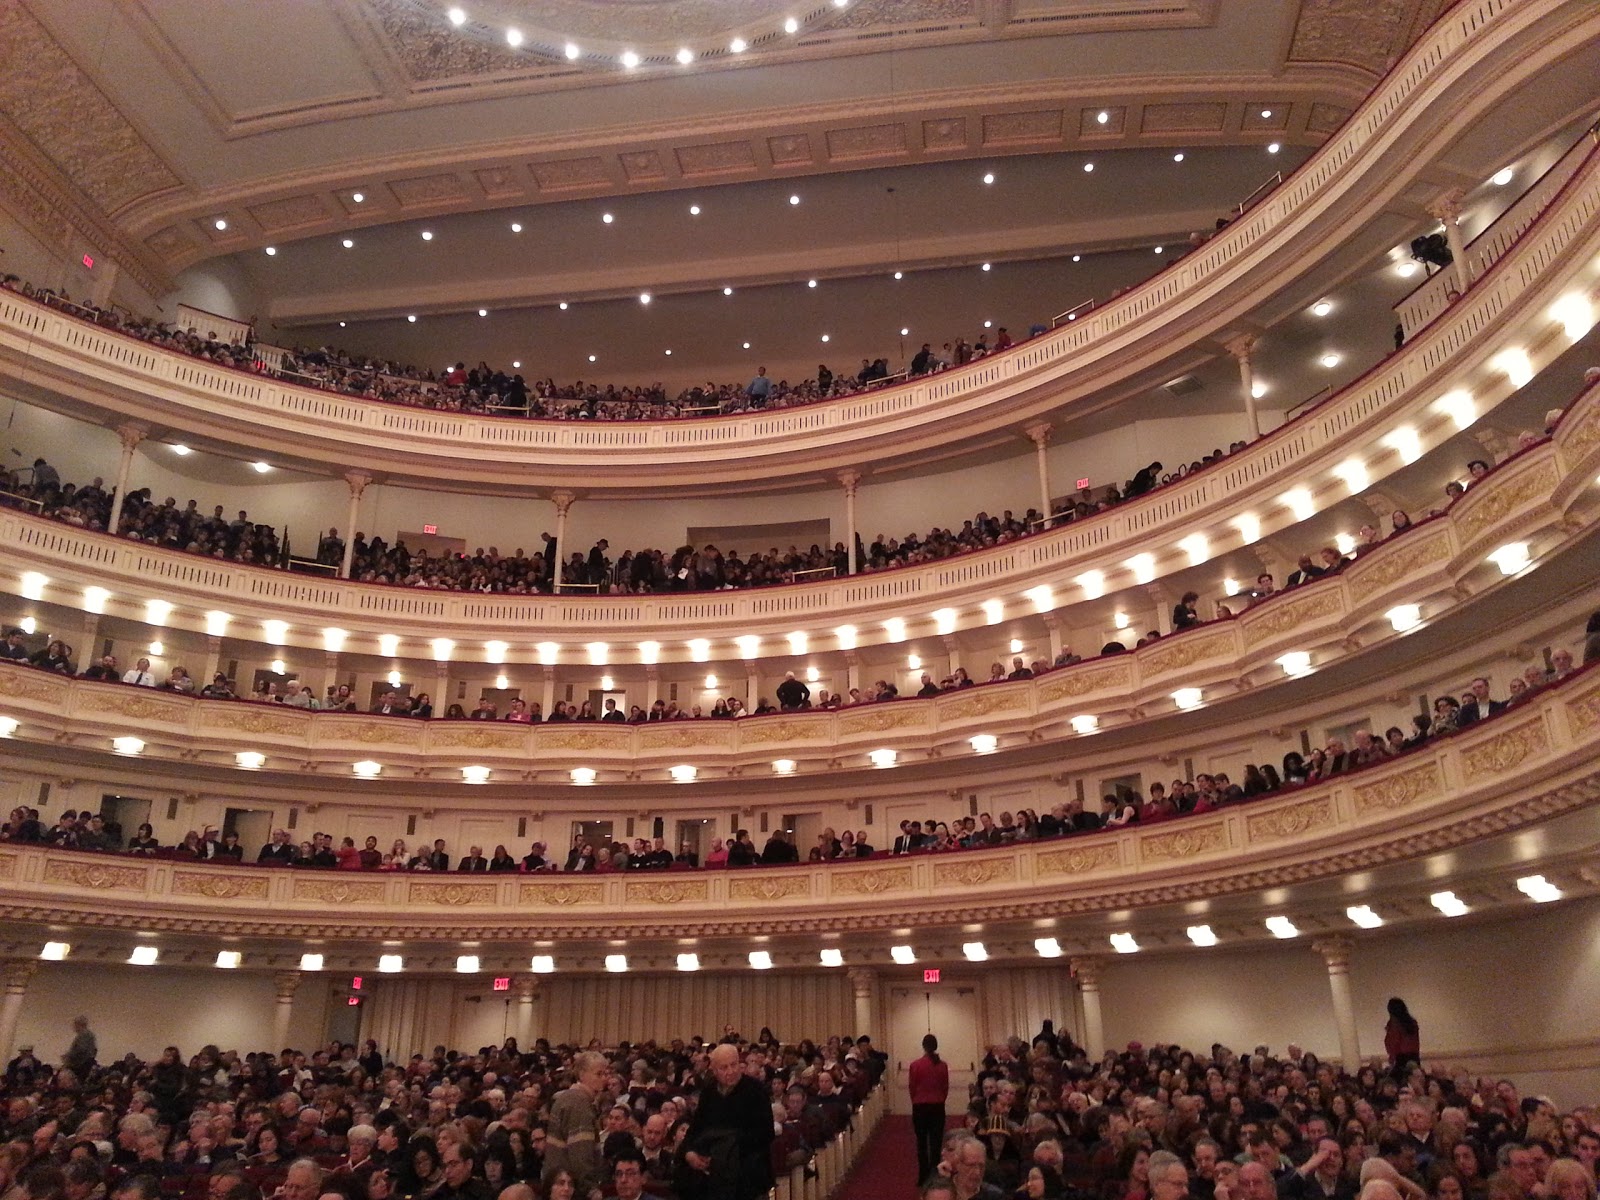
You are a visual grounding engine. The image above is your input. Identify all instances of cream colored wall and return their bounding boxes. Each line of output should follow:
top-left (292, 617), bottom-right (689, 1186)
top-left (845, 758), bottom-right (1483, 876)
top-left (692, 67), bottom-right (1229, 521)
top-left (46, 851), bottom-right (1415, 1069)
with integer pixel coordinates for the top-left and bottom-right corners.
top-left (11, 961), bottom-right (331, 1061)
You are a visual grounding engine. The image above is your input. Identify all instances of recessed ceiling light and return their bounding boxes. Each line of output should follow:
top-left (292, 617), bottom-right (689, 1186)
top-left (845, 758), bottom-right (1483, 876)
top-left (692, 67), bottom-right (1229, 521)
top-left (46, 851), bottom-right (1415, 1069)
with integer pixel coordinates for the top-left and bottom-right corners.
top-left (900, 327), bottom-right (909, 335)
top-left (983, 319), bottom-right (992, 328)
top-left (982, 172), bottom-right (995, 185)
top-left (1320, 352), bottom-right (1341, 368)
top-left (807, 278), bottom-right (817, 288)
top-left (639, 292), bottom-right (651, 305)
top-left (1394, 260), bottom-right (1419, 277)
top-left (564, 42), bottom-right (580, 59)
top-left (1261, 108), bottom-right (1273, 118)
top-left (251, 461), bottom-right (272, 473)
top-left (420, 230), bottom-right (433, 240)
top-left (505, 27), bottom-right (523, 47)
top-left (342, 238), bottom-right (354, 248)
top-left (1096, 110), bottom-right (1109, 124)
top-left (689, 204), bottom-right (701, 215)
top-left (1083, 161), bottom-right (1094, 172)
top-left (602, 212), bottom-right (614, 224)
top-left (730, 37), bottom-right (747, 53)
top-left (820, 333), bottom-right (830, 342)
top-left (1072, 254), bottom-right (1080, 262)
top-left (478, 309), bottom-right (488, 317)
top-left (407, 314), bottom-right (417, 323)
top-left (1492, 166), bottom-right (1514, 186)
top-left (742, 341), bottom-right (750, 349)
top-left (264, 246), bottom-right (276, 256)
top-left (510, 222), bottom-right (522, 232)
top-left (1154, 246), bottom-right (1163, 254)
top-left (447, 7), bottom-right (466, 25)
top-left (588, 354), bottom-right (597, 362)
top-left (833, 0), bottom-right (848, 6)
top-left (1268, 142), bottom-right (1281, 153)
top-left (1312, 300), bottom-right (1333, 316)
top-left (723, 286), bottom-right (733, 295)
top-left (893, 270), bottom-right (903, 279)
top-left (339, 320), bottom-right (347, 327)
top-left (784, 17), bottom-right (799, 33)
top-left (621, 50), bottom-right (640, 68)
top-left (789, 194), bottom-right (801, 205)
top-left (351, 192), bottom-right (364, 203)
top-left (558, 301), bottom-right (569, 310)
top-left (664, 349), bottom-right (672, 355)
top-left (213, 218), bottom-right (227, 231)
top-left (676, 47), bottom-right (693, 64)
top-left (170, 444), bottom-right (191, 456)
top-left (1173, 152), bottom-right (1185, 162)
top-left (981, 262), bottom-right (991, 271)
top-left (511, 360), bottom-right (521, 368)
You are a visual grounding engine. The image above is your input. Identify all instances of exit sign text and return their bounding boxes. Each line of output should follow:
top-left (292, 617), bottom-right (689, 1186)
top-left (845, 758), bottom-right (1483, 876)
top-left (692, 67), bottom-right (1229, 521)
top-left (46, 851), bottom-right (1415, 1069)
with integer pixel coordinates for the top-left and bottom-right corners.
top-left (923, 968), bottom-right (942, 984)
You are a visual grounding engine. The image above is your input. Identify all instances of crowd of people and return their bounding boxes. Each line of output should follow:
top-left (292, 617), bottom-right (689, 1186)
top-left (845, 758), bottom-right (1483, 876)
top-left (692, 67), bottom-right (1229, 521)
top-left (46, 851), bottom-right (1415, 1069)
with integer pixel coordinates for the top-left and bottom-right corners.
top-left (3, 275), bottom-right (1043, 425)
top-left (0, 1019), bottom-right (882, 1200)
top-left (910, 1018), bottom-right (1599, 1200)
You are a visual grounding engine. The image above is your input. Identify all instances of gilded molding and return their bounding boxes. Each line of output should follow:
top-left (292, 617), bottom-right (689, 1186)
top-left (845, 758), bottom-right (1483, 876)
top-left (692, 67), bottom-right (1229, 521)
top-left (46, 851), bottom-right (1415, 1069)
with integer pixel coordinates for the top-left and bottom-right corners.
top-left (1240, 589), bottom-right (1344, 647)
top-left (291, 877), bottom-right (388, 905)
top-left (407, 881), bottom-right (497, 906)
top-left (624, 879), bottom-right (710, 905)
top-left (836, 707), bottom-right (922, 734)
top-left (1036, 843), bottom-right (1120, 876)
top-left (637, 726), bottom-right (722, 749)
top-left (430, 726), bottom-right (527, 750)
top-left (1454, 461), bottom-right (1559, 545)
top-left (1139, 630), bottom-right (1233, 676)
top-left (519, 881), bottom-right (603, 906)
top-left (728, 875), bottom-right (811, 901)
top-left (0, 855), bottom-right (17, 881)
top-left (539, 730), bottom-right (627, 751)
top-left (346, 722), bottom-right (418, 746)
top-left (830, 866), bottom-right (913, 895)
top-left (0, 667), bottom-right (68, 705)
top-left (1038, 663), bottom-right (1131, 702)
top-left (937, 688), bottom-right (1029, 720)
top-left (198, 707), bottom-right (306, 737)
top-left (77, 690), bottom-right (184, 722)
top-left (1564, 686), bottom-right (1600, 737)
top-left (1140, 822), bottom-right (1228, 861)
top-left (1460, 719), bottom-right (1549, 781)
top-left (931, 857), bottom-right (1017, 887)
top-left (1561, 409), bottom-right (1600, 461)
top-left (170, 871), bottom-right (269, 900)
top-left (1351, 760), bottom-right (1442, 815)
top-left (1346, 530), bottom-right (1451, 602)
top-left (740, 720), bottom-right (822, 745)
top-left (40, 859), bottom-right (146, 891)
top-left (1245, 796), bottom-right (1336, 842)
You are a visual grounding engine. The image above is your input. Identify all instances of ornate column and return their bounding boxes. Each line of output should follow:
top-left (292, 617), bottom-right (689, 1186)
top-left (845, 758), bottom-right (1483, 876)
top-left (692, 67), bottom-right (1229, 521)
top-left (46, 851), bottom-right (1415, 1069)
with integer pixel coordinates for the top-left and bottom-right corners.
top-left (272, 971), bottom-right (302, 1052)
top-left (745, 666), bottom-right (760, 710)
top-left (1024, 423), bottom-right (1054, 521)
top-left (80, 613), bottom-right (102, 663)
top-left (941, 635), bottom-right (962, 676)
top-left (201, 636), bottom-right (224, 687)
top-left (1426, 189), bottom-right (1470, 295)
top-left (838, 470), bottom-right (861, 575)
top-left (1312, 936), bottom-right (1361, 1069)
top-left (1223, 334), bottom-right (1261, 440)
top-left (645, 665), bottom-right (660, 710)
top-left (1041, 613), bottom-right (1064, 662)
top-left (1071, 956), bottom-right (1105, 1059)
top-left (515, 978), bottom-right (540, 1047)
top-left (550, 490), bottom-right (574, 594)
top-left (1144, 585), bottom-right (1174, 636)
top-left (320, 652), bottom-right (341, 697)
top-left (339, 472), bottom-right (371, 579)
top-left (106, 423), bottom-right (147, 536)
top-left (847, 967), bottom-right (877, 1037)
top-left (0, 959), bottom-right (38, 1061)
top-left (844, 651), bottom-right (862, 696)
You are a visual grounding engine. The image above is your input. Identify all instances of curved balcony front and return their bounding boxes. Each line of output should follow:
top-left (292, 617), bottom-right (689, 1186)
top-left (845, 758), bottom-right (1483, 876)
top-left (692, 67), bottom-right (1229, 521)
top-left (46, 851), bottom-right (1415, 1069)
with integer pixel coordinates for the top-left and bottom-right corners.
top-left (0, 0), bottom-right (1595, 490)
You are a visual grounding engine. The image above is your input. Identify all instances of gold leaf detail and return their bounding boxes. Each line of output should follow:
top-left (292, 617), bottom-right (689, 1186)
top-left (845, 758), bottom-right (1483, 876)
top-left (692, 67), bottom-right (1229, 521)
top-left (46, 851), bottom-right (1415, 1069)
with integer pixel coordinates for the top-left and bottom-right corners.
top-left (1346, 531), bottom-right (1451, 602)
top-left (1245, 797), bottom-right (1335, 842)
top-left (41, 859), bottom-right (147, 891)
top-left (1038, 663), bottom-right (1131, 703)
top-left (624, 879), bottom-right (710, 905)
top-left (1240, 590), bottom-right (1344, 647)
top-left (728, 875), bottom-right (811, 901)
top-left (1461, 720), bottom-right (1549, 781)
top-left (1140, 822), bottom-right (1228, 861)
top-left (170, 871), bottom-right (269, 900)
top-left (519, 882), bottom-right (604, 906)
top-left (1454, 460), bottom-right (1558, 545)
top-left (432, 727), bottom-right (525, 750)
top-left (291, 878), bottom-right (388, 905)
top-left (836, 707), bottom-right (921, 734)
top-left (1036, 843), bottom-right (1120, 876)
top-left (938, 689), bottom-right (1028, 720)
top-left (831, 867), bottom-right (913, 895)
top-left (407, 882), bottom-right (496, 906)
top-left (1139, 630), bottom-right (1233, 676)
top-left (1351, 761), bottom-right (1442, 815)
top-left (932, 857), bottom-right (1017, 887)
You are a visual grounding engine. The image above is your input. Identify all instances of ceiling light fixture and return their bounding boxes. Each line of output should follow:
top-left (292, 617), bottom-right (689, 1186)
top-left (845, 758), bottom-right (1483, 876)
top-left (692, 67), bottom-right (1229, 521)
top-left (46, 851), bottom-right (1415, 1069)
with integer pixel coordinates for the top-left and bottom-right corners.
top-left (342, 238), bottom-right (354, 248)
top-left (213, 218), bottom-right (227, 231)
top-left (621, 50), bottom-right (640, 68)
top-left (351, 192), bottom-right (364, 203)
top-left (602, 212), bottom-right (615, 224)
top-left (1034, 937), bottom-right (1062, 958)
top-left (447, 7), bottom-right (466, 25)
top-left (1492, 166), bottom-right (1514, 186)
top-left (1267, 142), bottom-right (1281, 154)
top-left (1173, 152), bottom-right (1185, 162)
top-left (264, 246), bottom-right (276, 256)
top-left (1187, 925), bottom-right (1218, 947)
top-left (1266, 916), bottom-right (1299, 939)
top-left (982, 172), bottom-right (995, 185)
top-left (789, 194), bottom-right (800, 205)
top-left (505, 28), bottom-right (523, 47)
top-left (676, 48), bottom-right (693, 64)
top-left (784, 17), bottom-right (799, 33)
top-left (1517, 875), bottom-right (1562, 902)
top-left (819, 948), bottom-right (844, 966)
top-left (890, 945), bottom-right (916, 964)
top-left (677, 953), bottom-right (700, 972)
top-left (564, 42), bottom-right (580, 59)
top-left (730, 37), bottom-right (747, 53)
top-left (1083, 162), bottom-right (1094, 172)
top-left (1430, 891), bottom-right (1469, 917)
top-left (1110, 933), bottom-right (1140, 954)
top-left (1347, 905), bottom-right (1384, 929)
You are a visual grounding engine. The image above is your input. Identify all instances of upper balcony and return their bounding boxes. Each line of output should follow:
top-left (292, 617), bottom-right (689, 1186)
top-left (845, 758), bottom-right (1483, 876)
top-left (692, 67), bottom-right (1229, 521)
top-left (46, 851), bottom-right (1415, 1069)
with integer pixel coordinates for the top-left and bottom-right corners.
top-left (2, 0), bottom-right (1597, 492)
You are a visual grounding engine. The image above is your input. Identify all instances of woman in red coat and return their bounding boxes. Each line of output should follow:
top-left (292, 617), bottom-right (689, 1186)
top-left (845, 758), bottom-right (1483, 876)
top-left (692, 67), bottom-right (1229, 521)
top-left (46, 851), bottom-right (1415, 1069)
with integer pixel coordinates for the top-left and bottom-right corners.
top-left (909, 1033), bottom-right (950, 1185)
top-left (1385, 997), bottom-right (1420, 1077)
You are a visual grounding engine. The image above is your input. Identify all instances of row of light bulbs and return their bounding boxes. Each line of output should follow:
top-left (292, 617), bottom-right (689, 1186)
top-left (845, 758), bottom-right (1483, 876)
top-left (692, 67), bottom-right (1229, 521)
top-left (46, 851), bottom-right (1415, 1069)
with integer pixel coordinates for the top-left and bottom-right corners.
top-left (34, 878), bottom-right (1563, 973)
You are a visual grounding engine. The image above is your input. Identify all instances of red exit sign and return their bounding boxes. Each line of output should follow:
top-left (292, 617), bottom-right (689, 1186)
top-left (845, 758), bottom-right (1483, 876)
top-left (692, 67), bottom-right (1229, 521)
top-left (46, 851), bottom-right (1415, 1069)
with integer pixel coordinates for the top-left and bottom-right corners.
top-left (81, 254), bottom-right (95, 269)
top-left (350, 976), bottom-right (363, 990)
top-left (492, 977), bottom-right (511, 992)
top-left (923, 968), bottom-right (942, 984)
top-left (422, 524), bottom-right (438, 535)
top-left (1076, 477), bottom-right (1090, 490)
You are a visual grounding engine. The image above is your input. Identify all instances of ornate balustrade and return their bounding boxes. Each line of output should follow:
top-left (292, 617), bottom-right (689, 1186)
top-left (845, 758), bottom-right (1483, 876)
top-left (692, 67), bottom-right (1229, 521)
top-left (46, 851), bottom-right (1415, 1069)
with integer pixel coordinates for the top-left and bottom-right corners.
top-left (0, 1), bottom-right (1593, 489)
top-left (2, 417), bottom-right (1594, 775)
top-left (0, 668), bottom-right (1595, 946)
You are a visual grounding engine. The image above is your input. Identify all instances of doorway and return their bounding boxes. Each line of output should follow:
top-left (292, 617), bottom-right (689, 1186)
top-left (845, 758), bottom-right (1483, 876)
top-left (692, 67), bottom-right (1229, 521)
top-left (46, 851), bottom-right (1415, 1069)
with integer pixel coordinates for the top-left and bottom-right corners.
top-left (100, 795), bottom-right (151, 846)
top-left (888, 981), bottom-right (981, 1112)
top-left (223, 808), bottom-right (275, 852)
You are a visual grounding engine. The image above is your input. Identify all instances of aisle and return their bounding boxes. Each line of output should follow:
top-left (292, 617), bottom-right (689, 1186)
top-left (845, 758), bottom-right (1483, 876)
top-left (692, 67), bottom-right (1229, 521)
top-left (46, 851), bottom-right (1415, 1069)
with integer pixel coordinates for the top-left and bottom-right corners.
top-left (833, 1114), bottom-right (920, 1200)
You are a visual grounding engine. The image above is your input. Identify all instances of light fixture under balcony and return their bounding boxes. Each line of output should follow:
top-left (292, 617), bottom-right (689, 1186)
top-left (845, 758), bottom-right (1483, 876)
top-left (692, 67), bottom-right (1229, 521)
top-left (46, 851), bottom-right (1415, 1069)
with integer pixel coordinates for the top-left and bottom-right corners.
top-left (1075, 570), bottom-right (1105, 600)
top-left (536, 641), bottom-right (559, 664)
top-left (735, 635), bottom-right (760, 659)
top-left (749, 951), bottom-right (774, 970)
top-left (599, 675), bottom-right (615, 692)
top-left (1277, 651), bottom-right (1312, 678)
top-left (1281, 488), bottom-right (1314, 522)
top-left (378, 954), bottom-right (403, 973)
top-left (586, 642), bottom-right (609, 666)
top-left (1110, 933), bottom-right (1140, 954)
top-left (868, 748), bottom-right (898, 769)
top-left (969, 734), bottom-right (998, 755)
top-left (378, 633), bottom-right (400, 657)
top-left (531, 955), bottom-right (556, 973)
top-left (216, 951), bottom-right (242, 969)
top-left (1432, 389), bottom-right (1475, 431)
top-left (772, 759), bottom-right (797, 776)
top-left (787, 631), bottom-right (808, 655)
top-left (882, 618), bottom-right (906, 643)
top-left (890, 945), bottom-right (916, 964)
top-left (820, 948), bottom-right (845, 967)
top-left (677, 953), bottom-right (700, 972)
top-left (1172, 688), bottom-right (1202, 711)
top-left (461, 766), bottom-right (491, 785)
top-left (1265, 916), bottom-right (1299, 939)
top-left (1126, 553), bottom-right (1155, 584)
top-left (146, 599), bottom-right (173, 626)
top-left (571, 767), bottom-right (597, 785)
top-left (352, 760), bottom-right (382, 779)
top-left (19, 572), bottom-right (47, 601)
top-left (1387, 604), bottom-right (1422, 632)
top-left (235, 751), bottom-right (265, 770)
top-left (981, 600), bottom-right (1003, 625)
top-left (112, 737), bottom-right (145, 756)
top-left (129, 946), bottom-right (159, 966)
top-left (1177, 534), bottom-right (1208, 566)
top-left (1346, 905), bottom-right (1384, 929)
top-left (962, 942), bottom-right (988, 961)
top-left (1551, 293), bottom-right (1595, 341)
top-left (1430, 891), bottom-right (1469, 917)
top-left (1034, 937), bottom-right (1062, 958)
top-left (1070, 715), bottom-right (1099, 734)
top-left (669, 764), bottom-right (698, 783)
top-left (1186, 925), bottom-right (1218, 947)
top-left (638, 640), bottom-right (660, 665)
top-left (1491, 347), bottom-right (1534, 387)
top-left (1517, 875), bottom-right (1561, 903)
top-left (300, 953), bottom-right (324, 971)
top-left (933, 607), bottom-right (958, 634)
top-left (456, 956), bottom-right (480, 974)
top-left (605, 954), bottom-right (629, 973)
top-left (262, 619), bottom-right (289, 645)
top-left (1488, 543), bottom-right (1530, 576)
top-left (0, 717), bottom-right (17, 739)
top-left (83, 586), bottom-right (111, 614)
top-left (688, 638), bottom-right (711, 661)
top-left (39, 942), bottom-right (70, 961)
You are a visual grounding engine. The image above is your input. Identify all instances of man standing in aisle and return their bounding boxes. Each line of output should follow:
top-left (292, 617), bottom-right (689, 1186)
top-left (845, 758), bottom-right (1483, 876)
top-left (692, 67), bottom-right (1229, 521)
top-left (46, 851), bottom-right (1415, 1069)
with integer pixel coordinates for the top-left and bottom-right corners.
top-left (63, 1016), bottom-right (97, 1076)
top-left (678, 1043), bottom-right (773, 1200)
top-left (909, 1034), bottom-right (950, 1185)
top-left (545, 1051), bottom-right (607, 1200)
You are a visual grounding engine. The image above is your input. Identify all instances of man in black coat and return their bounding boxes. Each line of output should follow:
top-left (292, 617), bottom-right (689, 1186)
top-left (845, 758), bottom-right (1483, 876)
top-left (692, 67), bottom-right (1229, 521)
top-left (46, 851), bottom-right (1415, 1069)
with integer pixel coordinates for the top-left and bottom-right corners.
top-left (678, 1044), bottom-right (774, 1200)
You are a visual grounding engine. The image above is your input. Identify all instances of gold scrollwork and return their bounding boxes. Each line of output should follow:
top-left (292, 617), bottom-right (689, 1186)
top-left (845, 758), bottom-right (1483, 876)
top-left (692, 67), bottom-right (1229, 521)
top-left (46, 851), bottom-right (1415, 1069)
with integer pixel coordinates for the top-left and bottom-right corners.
top-left (1351, 761), bottom-right (1443, 815)
top-left (1036, 843), bottom-right (1120, 876)
top-left (932, 858), bottom-right (1017, 887)
top-left (1140, 630), bottom-right (1233, 677)
top-left (728, 875), bottom-right (811, 901)
top-left (170, 871), bottom-right (270, 900)
top-left (1140, 822), bottom-right (1228, 861)
top-left (41, 859), bottom-right (147, 891)
top-left (1461, 720), bottom-right (1549, 781)
top-left (939, 689), bottom-right (1028, 720)
top-left (292, 878), bottom-right (388, 905)
top-left (624, 879), bottom-right (710, 905)
top-left (1241, 591), bottom-right (1344, 646)
top-left (1038, 663), bottom-right (1131, 703)
top-left (1245, 797), bottom-right (1335, 842)
top-left (831, 867), bottom-right (913, 895)
top-left (1455, 461), bottom-right (1558, 545)
top-left (520, 882), bottom-right (604, 906)
top-left (407, 882), bottom-right (496, 906)
top-left (1347, 532), bottom-right (1451, 602)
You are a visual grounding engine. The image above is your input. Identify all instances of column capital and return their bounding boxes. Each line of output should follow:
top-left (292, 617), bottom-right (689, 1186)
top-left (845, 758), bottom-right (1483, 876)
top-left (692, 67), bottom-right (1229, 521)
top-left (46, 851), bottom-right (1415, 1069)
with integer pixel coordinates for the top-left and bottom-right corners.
top-left (3, 958), bottom-right (38, 994)
top-left (1023, 422), bottom-right (1052, 448)
top-left (1311, 935), bottom-right (1355, 970)
top-left (1424, 188), bottom-right (1468, 224)
top-left (1070, 955), bottom-right (1104, 987)
top-left (515, 978), bottom-right (540, 1001)
top-left (343, 470), bottom-right (372, 499)
top-left (273, 970), bottom-right (303, 1000)
top-left (549, 489), bottom-right (576, 517)
top-left (115, 422), bottom-right (149, 451)
top-left (1221, 332), bottom-right (1259, 362)
top-left (836, 469), bottom-right (862, 494)
top-left (846, 966), bottom-right (876, 996)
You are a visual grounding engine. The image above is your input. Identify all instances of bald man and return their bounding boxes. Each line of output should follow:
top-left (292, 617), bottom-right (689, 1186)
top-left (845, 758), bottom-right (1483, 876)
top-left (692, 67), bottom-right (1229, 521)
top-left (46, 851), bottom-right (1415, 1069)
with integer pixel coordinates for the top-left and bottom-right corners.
top-left (678, 1044), bottom-right (774, 1200)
